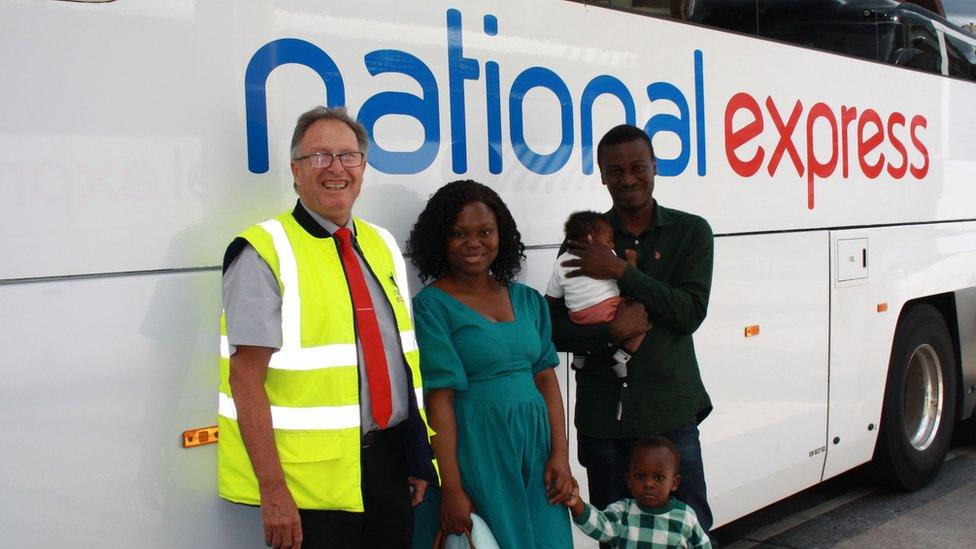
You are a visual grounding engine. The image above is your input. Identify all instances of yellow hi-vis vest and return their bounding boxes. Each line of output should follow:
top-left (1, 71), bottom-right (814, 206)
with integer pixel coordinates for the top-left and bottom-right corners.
top-left (217, 211), bottom-right (431, 511)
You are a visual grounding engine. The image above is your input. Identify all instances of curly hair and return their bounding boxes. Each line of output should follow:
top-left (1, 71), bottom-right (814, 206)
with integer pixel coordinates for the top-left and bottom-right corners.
top-left (408, 180), bottom-right (525, 284)
top-left (564, 210), bottom-right (610, 243)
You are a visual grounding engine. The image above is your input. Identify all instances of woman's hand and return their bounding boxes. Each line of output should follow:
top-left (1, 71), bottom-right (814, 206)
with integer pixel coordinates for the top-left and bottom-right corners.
top-left (544, 450), bottom-right (575, 505)
top-left (440, 485), bottom-right (475, 535)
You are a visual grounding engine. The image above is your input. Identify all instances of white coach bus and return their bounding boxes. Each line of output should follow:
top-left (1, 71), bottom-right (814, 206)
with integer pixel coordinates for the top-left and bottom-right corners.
top-left (2, 0), bottom-right (976, 546)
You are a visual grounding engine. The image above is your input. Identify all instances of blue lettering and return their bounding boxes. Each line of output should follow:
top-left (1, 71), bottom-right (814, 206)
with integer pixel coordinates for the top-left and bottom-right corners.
top-left (357, 50), bottom-right (440, 174)
top-left (580, 75), bottom-right (636, 174)
top-left (447, 9), bottom-right (480, 174)
top-left (486, 61), bottom-right (503, 175)
top-left (242, 11), bottom-right (709, 180)
top-left (510, 67), bottom-right (574, 175)
top-left (484, 15), bottom-right (503, 175)
top-left (694, 50), bottom-right (707, 176)
top-left (244, 38), bottom-right (345, 174)
top-left (645, 82), bottom-right (690, 177)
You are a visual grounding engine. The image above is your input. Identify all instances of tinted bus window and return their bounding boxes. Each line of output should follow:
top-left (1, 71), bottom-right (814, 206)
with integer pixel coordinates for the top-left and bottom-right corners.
top-left (588, 0), bottom-right (691, 18)
top-left (756, 6), bottom-right (897, 62)
top-left (893, 10), bottom-right (944, 74)
top-left (945, 33), bottom-right (976, 79)
top-left (587, 0), bottom-right (972, 81)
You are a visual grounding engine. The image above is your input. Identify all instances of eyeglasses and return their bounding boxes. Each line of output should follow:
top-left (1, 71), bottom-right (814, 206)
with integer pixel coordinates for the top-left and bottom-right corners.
top-left (293, 151), bottom-right (365, 169)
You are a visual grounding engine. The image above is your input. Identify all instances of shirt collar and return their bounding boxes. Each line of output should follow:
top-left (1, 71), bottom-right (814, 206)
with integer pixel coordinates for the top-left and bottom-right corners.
top-left (292, 199), bottom-right (355, 239)
top-left (605, 199), bottom-right (671, 237)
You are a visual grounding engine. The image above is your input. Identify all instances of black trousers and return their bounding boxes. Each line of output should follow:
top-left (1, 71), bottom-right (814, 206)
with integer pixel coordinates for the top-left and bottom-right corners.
top-left (298, 426), bottom-right (413, 548)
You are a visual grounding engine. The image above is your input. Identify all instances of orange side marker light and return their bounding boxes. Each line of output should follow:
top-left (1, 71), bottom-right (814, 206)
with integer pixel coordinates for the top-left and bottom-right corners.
top-left (183, 426), bottom-right (219, 448)
top-left (744, 325), bottom-right (760, 337)
top-left (877, 303), bottom-right (888, 313)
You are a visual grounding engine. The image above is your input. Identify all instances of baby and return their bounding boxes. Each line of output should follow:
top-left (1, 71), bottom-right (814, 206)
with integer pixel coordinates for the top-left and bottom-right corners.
top-left (566, 436), bottom-right (711, 548)
top-left (546, 211), bottom-right (644, 375)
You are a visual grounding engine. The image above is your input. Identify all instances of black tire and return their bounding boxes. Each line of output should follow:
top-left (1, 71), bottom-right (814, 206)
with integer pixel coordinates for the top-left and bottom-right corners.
top-left (871, 303), bottom-right (956, 490)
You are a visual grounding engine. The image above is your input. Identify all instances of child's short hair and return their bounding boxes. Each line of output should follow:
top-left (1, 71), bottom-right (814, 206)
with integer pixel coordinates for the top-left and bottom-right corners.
top-left (629, 435), bottom-right (680, 471)
top-left (564, 210), bottom-right (610, 242)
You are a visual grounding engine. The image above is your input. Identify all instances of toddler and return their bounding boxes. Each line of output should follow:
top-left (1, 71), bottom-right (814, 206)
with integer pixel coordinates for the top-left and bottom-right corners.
top-left (566, 436), bottom-right (711, 548)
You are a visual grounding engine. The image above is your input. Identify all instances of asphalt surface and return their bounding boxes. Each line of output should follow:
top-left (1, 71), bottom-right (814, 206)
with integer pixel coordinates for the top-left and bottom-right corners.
top-left (712, 436), bottom-right (976, 547)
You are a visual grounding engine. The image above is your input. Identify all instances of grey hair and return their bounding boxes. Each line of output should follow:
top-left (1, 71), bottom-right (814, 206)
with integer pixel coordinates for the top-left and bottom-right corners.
top-left (289, 106), bottom-right (369, 160)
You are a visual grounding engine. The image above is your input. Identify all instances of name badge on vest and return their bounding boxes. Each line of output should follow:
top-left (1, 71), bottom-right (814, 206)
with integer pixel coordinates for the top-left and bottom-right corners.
top-left (389, 274), bottom-right (404, 303)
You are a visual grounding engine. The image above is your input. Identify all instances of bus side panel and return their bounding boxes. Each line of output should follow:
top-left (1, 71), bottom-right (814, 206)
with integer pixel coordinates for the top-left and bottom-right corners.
top-left (696, 231), bottom-right (830, 527)
top-left (824, 222), bottom-right (976, 480)
top-left (955, 288), bottom-right (976, 419)
top-left (0, 273), bottom-right (261, 547)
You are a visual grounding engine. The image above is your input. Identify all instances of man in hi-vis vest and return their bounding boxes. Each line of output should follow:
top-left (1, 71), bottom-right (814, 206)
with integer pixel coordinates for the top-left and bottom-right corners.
top-left (218, 106), bottom-right (437, 549)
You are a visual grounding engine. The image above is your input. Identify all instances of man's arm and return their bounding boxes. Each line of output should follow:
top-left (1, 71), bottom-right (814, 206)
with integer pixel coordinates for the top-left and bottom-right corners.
top-left (230, 347), bottom-right (302, 549)
top-left (618, 218), bottom-right (713, 334)
top-left (548, 295), bottom-right (651, 354)
top-left (547, 295), bottom-right (613, 354)
top-left (563, 218), bottom-right (713, 335)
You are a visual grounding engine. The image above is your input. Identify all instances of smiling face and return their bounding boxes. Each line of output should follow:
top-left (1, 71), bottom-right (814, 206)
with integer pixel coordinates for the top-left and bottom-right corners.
top-left (599, 139), bottom-right (657, 214)
top-left (445, 201), bottom-right (500, 279)
top-left (290, 118), bottom-right (365, 226)
top-left (625, 446), bottom-right (680, 509)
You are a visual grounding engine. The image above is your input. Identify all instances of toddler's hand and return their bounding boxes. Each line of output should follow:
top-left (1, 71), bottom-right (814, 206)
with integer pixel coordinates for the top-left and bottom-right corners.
top-left (564, 478), bottom-right (580, 508)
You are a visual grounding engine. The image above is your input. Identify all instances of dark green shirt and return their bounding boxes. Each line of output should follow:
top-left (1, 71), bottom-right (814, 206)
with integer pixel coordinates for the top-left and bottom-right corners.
top-left (549, 201), bottom-right (714, 437)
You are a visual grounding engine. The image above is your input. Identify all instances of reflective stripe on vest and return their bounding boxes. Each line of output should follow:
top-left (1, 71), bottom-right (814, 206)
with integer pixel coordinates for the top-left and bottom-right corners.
top-left (217, 389), bottom-right (423, 430)
top-left (218, 330), bottom-right (419, 371)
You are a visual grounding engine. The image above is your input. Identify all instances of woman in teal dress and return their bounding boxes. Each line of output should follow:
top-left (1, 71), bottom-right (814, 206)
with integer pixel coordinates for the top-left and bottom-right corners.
top-left (407, 180), bottom-right (574, 548)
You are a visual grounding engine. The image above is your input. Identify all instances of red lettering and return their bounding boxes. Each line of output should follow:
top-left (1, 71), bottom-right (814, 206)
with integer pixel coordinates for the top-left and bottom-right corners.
top-left (857, 109), bottom-right (885, 179)
top-left (910, 115), bottom-right (929, 179)
top-left (840, 105), bottom-right (857, 177)
top-left (805, 103), bottom-right (838, 210)
top-left (724, 93), bottom-right (765, 176)
top-left (766, 97), bottom-right (804, 177)
top-left (886, 113), bottom-right (907, 179)
top-left (722, 92), bottom-right (931, 209)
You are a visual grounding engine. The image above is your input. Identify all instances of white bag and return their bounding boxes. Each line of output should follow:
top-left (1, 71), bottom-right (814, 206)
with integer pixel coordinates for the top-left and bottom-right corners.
top-left (433, 513), bottom-right (500, 549)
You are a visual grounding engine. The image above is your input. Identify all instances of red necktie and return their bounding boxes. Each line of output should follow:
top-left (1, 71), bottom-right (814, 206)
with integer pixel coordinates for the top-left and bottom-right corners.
top-left (334, 227), bottom-right (393, 429)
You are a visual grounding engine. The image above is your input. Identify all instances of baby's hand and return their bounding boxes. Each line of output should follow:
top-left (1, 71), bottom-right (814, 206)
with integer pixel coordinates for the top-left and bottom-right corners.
top-left (624, 249), bottom-right (638, 267)
top-left (564, 478), bottom-right (580, 508)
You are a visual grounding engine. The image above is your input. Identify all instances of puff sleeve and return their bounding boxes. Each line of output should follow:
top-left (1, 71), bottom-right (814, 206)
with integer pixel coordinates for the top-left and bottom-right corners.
top-left (413, 293), bottom-right (469, 390)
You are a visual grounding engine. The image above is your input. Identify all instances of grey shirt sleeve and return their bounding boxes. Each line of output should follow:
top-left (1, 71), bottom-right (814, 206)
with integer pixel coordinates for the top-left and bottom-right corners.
top-left (222, 244), bottom-right (282, 354)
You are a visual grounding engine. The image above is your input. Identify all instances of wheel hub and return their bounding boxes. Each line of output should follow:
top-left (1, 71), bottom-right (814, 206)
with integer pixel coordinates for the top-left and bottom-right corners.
top-left (902, 343), bottom-right (944, 451)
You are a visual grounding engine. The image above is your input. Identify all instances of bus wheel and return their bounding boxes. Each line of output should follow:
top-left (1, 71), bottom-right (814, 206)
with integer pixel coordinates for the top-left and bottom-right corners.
top-left (872, 304), bottom-right (956, 490)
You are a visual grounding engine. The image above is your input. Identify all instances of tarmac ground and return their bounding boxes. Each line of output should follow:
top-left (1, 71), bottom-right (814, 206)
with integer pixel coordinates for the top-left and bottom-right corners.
top-left (712, 431), bottom-right (976, 548)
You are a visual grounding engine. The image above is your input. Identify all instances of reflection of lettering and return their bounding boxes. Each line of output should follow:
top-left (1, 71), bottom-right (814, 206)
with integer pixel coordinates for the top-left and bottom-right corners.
top-left (244, 9), bottom-right (708, 178)
top-left (725, 94), bottom-right (930, 210)
top-left (0, 148), bottom-right (201, 218)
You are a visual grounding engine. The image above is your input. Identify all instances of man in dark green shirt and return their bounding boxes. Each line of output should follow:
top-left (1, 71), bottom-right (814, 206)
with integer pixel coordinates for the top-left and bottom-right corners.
top-left (550, 124), bottom-right (714, 533)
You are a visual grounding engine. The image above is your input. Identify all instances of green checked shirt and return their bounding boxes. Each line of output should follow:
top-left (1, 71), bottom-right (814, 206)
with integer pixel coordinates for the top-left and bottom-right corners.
top-left (573, 497), bottom-right (711, 548)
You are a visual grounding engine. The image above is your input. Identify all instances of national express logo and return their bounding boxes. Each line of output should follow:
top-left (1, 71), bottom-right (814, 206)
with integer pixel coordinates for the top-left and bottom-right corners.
top-left (244, 8), bottom-right (929, 209)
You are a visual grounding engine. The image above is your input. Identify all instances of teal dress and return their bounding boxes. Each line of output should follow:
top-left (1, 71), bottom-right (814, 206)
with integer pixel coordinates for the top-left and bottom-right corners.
top-left (411, 283), bottom-right (573, 549)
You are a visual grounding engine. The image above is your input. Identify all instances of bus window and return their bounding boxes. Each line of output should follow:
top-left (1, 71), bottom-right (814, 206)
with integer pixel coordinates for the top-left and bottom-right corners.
top-left (890, 10), bottom-right (943, 74)
top-left (944, 33), bottom-right (976, 80)
top-left (588, 0), bottom-right (696, 19)
top-left (688, 0), bottom-right (896, 61)
top-left (754, 2), bottom-right (897, 62)
top-left (687, 0), bottom-right (760, 35)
